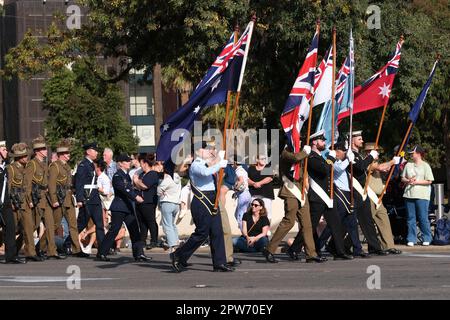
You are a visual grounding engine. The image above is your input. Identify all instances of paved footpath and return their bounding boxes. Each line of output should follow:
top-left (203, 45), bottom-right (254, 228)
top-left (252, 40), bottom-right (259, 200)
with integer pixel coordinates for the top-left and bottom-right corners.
top-left (1, 245), bottom-right (450, 300)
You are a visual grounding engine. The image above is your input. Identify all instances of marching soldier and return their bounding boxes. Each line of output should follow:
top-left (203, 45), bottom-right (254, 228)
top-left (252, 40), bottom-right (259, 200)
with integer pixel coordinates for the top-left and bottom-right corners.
top-left (363, 143), bottom-right (402, 254)
top-left (289, 131), bottom-right (353, 260)
top-left (96, 154), bottom-right (151, 262)
top-left (23, 136), bottom-right (66, 260)
top-left (74, 142), bottom-right (105, 250)
top-left (263, 141), bottom-right (326, 263)
top-left (7, 143), bottom-right (30, 260)
top-left (49, 139), bottom-right (89, 258)
top-left (170, 141), bottom-right (232, 272)
top-left (0, 141), bottom-right (26, 264)
top-left (347, 131), bottom-right (387, 255)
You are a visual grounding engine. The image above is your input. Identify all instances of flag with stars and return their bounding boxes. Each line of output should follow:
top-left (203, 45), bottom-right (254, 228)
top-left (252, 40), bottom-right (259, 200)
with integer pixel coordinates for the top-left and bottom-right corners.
top-left (338, 38), bottom-right (403, 120)
top-left (156, 21), bottom-right (253, 162)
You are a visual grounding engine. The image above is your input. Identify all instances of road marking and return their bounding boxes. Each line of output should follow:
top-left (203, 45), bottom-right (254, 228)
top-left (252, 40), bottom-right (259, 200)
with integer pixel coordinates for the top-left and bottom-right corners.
top-left (403, 253), bottom-right (450, 258)
top-left (0, 276), bottom-right (117, 283)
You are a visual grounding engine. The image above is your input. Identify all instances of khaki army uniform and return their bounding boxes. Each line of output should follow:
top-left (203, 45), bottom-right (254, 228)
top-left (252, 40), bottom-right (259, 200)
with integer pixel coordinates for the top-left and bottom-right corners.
top-left (266, 148), bottom-right (317, 258)
top-left (7, 161), bottom-right (27, 252)
top-left (48, 159), bottom-right (81, 254)
top-left (22, 157), bottom-right (57, 256)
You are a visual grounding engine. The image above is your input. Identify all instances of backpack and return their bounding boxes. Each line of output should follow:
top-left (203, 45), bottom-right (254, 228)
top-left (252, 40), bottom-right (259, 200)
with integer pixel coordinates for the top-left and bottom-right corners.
top-left (432, 217), bottom-right (450, 245)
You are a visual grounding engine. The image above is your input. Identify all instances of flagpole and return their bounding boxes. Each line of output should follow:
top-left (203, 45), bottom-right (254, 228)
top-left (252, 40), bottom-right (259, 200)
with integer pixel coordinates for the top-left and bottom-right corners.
top-left (376, 121), bottom-right (413, 204)
top-left (302, 20), bottom-right (321, 200)
top-left (349, 28), bottom-right (355, 209)
top-left (214, 15), bottom-right (256, 210)
top-left (364, 35), bottom-right (404, 195)
top-left (378, 53), bottom-right (440, 204)
top-left (230, 14), bottom-right (256, 131)
top-left (213, 23), bottom-right (240, 210)
top-left (330, 26), bottom-right (336, 200)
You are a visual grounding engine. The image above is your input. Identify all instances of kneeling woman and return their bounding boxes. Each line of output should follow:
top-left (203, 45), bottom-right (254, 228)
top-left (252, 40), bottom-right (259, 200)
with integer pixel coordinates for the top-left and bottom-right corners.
top-left (233, 198), bottom-right (270, 252)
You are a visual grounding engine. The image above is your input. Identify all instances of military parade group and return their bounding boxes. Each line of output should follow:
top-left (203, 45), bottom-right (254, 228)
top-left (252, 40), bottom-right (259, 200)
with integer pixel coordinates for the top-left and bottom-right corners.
top-left (0, 127), bottom-right (426, 272)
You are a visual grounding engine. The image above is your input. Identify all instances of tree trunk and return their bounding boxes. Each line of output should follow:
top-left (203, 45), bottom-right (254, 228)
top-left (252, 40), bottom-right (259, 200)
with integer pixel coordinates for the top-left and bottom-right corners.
top-left (444, 110), bottom-right (450, 202)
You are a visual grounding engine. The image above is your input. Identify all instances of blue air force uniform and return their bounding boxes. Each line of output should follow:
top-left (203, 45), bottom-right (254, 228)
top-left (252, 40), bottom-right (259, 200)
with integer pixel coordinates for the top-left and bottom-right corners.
top-left (98, 167), bottom-right (145, 258)
top-left (172, 156), bottom-right (227, 269)
top-left (74, 156), bottom-right (105, 246)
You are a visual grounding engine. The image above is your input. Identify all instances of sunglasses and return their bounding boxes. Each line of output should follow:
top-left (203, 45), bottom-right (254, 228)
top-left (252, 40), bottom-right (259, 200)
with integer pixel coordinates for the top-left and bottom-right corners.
top-left (251, 203), bottom-right (261, 207)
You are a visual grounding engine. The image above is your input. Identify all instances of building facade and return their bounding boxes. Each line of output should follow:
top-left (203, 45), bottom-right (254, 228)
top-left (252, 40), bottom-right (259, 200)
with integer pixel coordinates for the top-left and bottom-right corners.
top-left (0, 0), bottom-right (180, 153)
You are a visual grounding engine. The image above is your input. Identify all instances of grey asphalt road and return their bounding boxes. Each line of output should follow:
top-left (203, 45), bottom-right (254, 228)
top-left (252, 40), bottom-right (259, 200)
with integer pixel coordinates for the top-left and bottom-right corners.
top-left (1, 247), bottom-right (450, 300)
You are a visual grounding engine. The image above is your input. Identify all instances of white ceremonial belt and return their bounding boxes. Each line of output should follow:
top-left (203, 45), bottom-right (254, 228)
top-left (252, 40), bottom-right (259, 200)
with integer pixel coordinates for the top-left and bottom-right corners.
top-left (365, 186), bottom-right (382, 209)
top-left (352, 178), bottom-right (381, 209)
top-left (282, 175), bottom-right (306, 207)
top-left (309, 177), bottom-right (333, 208)
top-left (352, 178), bottom-right (367, 201)
top-left (84, 184), bottom-right (98, 189)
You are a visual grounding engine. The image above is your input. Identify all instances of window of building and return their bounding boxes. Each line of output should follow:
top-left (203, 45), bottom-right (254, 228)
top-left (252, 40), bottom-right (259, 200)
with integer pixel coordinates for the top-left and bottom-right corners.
top-left (129, 69), bottom-right (154, 116)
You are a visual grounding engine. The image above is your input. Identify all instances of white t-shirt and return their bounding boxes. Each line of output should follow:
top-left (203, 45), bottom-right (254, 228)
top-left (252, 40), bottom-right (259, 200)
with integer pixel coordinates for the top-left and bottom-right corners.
top-left (235, 166), bottom-right (249, 191)
top-left (97, 171), bottom-right (113, 195)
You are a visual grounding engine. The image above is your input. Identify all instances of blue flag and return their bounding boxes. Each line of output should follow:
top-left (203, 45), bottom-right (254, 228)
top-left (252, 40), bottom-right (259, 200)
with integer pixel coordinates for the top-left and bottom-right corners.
top-left (408, 59), bottom-right (439, 124)
top-left (316, 56), bottom-right (352, 148)
top-left (156, 25), bottom-right (252, 162)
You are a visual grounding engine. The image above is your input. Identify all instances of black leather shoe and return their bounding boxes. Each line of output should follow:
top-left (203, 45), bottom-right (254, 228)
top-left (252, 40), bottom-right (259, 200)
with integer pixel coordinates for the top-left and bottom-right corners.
top-left (306, 256), bottom-right (327, 263)
top-left (213, 264), bottom-right (235, 272)
top-left (226, 258), bottom-right (242, 267)
top-left (6, 257), bottom-right (27, 264)
top-left (135, 254), bottom-right (152, 262)
top-left (287, 248), bottom-right (300, 261)
top-left (170, 252), bottom-right (183, 273)
top-left (263, 249), bottom-right (278, 263)
top-left (370, 250), bottom-right (388, 256)
top-left (25, 255), bottom-right (45, 262)
top-left (47, 253), bottom-right (67, 260)
top-left (387, 248), bottom-right (402, 255)
top-left (74, 252), bottom-right (90, 258)
top-left (179, 261), bottom-right (192, 268)
top-left (353, 251), bottom-right (371, 258)
top-left (96, 254), bottom-right (110, 262)
top-left (334, 254), bottom-right (354, 260)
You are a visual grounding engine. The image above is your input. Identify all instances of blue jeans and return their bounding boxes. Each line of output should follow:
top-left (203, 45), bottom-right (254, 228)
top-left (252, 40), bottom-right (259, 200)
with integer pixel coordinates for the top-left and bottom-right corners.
top-left (235, 190), bottom-right (252, 231)
top-left (233, 236), bottom-right (268, 253)
top-left (405, 198), bottom-right (432, 243)
top-left (160, 202), bottom-right (180, 247)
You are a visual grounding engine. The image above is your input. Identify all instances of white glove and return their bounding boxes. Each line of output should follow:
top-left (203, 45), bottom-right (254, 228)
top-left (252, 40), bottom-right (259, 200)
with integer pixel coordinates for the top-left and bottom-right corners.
top-left (328, 150), bottom-right (336, 159)
top-left (303, 145), bottom-right (311, 155)
top-left (218, 150), bottom-right (225, 160)
top-left (347, 149), bottom-right (355, 163)
top-left (369, 150), bottom-right (379, 160)
top-left (219, 159), bottom-right (228, 168)
top-left (393, 156), bottom-right (401, 165)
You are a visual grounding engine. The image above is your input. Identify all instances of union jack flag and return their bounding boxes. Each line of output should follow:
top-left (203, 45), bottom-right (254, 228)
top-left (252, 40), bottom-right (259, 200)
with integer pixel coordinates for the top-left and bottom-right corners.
top-left (280, 24), bottom-right (319, 180)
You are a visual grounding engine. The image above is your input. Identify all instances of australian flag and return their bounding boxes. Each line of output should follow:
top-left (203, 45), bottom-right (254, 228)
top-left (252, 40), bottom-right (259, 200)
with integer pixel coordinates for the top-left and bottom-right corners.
top-left (280, 24), bottom-right (319, 179)
top-left (156, 23), bottom-right (252, 162)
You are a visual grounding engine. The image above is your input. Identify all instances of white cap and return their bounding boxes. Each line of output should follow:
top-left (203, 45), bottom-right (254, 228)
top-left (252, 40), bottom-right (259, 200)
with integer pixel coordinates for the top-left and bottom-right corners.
top-left (310, 129), bottom-right (326, 141)
top-left (0, 141), bottom-right (6, 147)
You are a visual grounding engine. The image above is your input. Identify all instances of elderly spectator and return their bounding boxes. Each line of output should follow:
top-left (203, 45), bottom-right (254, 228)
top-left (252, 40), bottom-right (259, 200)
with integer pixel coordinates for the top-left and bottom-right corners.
top-left (401, 145), bottom-right (434, 246)
top-left (103, 147), bottom-right (117, 181)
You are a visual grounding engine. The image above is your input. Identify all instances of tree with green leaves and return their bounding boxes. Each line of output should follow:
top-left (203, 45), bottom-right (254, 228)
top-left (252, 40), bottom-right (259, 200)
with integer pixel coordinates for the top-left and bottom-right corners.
top-left (42, 60), bottom-right (138, 162)
top-left (2, 0), bottom-right (449, 198)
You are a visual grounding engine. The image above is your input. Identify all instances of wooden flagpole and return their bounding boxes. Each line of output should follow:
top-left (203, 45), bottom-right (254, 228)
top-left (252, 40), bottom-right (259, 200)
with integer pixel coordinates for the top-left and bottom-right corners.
top-left (330, 26), bottom-right (337, 200)
top-left (376, 121), bottom-right (413, 204)
top-left (214, 14), bottom-right (256, 210)
top-left (302, 20), bottom-right (321, 200)
top-left (213, 24), bottom-right (240, 210)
